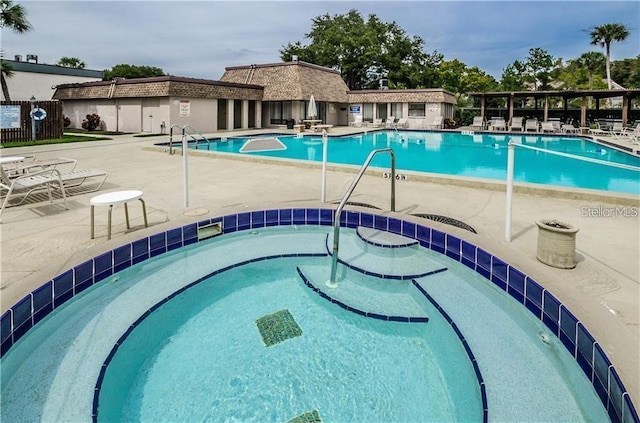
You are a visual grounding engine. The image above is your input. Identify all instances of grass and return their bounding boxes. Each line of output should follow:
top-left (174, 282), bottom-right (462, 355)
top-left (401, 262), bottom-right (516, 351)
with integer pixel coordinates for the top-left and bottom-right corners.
top-left (1, 134), bottom-right (112, 148)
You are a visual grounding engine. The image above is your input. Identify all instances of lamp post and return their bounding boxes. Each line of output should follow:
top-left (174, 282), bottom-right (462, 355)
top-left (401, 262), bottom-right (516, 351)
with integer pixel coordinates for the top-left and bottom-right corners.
top-left (29, 95), bottom-right (36, 141)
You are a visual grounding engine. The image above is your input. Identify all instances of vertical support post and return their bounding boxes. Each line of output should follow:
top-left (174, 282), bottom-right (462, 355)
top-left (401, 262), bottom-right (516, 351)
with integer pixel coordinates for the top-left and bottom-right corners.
top-left (29, 95), bottom-right (36, 142)
top-left (321, 129), bottom-right (328, 202)
top-left (505, 142), bottom-right (515, 242)
top-left (182, 127), bottom-right (189, 209)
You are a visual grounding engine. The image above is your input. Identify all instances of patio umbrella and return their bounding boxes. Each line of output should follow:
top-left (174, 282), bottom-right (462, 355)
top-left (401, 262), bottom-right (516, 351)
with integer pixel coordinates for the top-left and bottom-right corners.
top-left (308, 95), bottom-right (317, 119)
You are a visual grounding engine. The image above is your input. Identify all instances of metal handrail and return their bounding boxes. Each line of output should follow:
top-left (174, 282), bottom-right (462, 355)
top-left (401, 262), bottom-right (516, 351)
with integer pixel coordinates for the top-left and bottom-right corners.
top-left (183, 125), bottom-right (210, 151)
top-left (168, 124), bottom-right (183, 155)
top-left (327, 148), bottom-right (396, 288)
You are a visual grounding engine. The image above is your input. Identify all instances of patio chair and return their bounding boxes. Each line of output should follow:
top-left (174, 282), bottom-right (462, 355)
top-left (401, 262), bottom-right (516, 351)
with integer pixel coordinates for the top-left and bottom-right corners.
top-left (470, 116), bottom-right (485, 130)
top-left (608, 121), bottom-right (624, 136)
top-left (427, 116), bottom-right (443, 129)
top-left (588, 123), bottom-right (607, 136)
top-left (0, 165), bottom-right (69, 222)
top-left (395, 118), bottom-right (408, 129)
top-left (2, 157), bottom-right (78, 178)
top-left (525, 119), bottom-right (539, 132)
top-left (541, 121), bottom-right (556, 133)
top-left (369, 118), bottom-right (383, 128)
top-left (490, 117), bottom-right (506, 131)
top-left (384, 116), bottom-right (396, 128)
top-left (509, 117), bottom-right (523, 132)
top-left (349, 116), bottom-right (363, 127)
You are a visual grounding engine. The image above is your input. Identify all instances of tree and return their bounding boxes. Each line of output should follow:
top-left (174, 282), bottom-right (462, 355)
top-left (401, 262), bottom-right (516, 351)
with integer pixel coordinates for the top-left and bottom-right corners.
top-left (572, 52), bottom-right (606, 90)
top-left (589, 23), bottom-right (631, 89)
top-left (611, 56), bottom-right (640, 89)
top-left (499, 61), bottom-right (528, 92)
top-left (103, 64), bottom-right (165, 80)
top-left (0, 0), bottom-right (32, 101)
top-left (438, 59), bottom-right (497, 106)
top-left (523, 48), bottom-right (557, 90)
top-left (57, 56), bottom-right (86, 69)
top-left (280, 10), bottom-right (439, 90)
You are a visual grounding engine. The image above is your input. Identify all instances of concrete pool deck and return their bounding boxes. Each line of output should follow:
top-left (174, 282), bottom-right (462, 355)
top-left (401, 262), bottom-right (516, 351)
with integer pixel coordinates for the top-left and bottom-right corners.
top-left (1, 127), bottom-right (638, 407)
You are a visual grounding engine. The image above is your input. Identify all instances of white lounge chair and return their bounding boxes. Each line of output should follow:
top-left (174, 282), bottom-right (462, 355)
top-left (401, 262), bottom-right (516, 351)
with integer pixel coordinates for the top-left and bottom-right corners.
top-left (525, 119), bottom-right (539, 132)
top-left (1, 166), bottom-right (69, 222)
top-left (427, 116), bottom-right (443, 129)
top-left (395, 118), bottom-right (408, 129)
top-left (470, 116), bottom-right (485, 130)
top-left (609, 121), bottom-right (624, 136)
top-left (509, 117), bottom-right (523, 132)
top-left (588, 123), bottom-right (607, 136)
top-left (541, 121), bottom-right (556, 133)
top-left (384, 116), bottom-right (396, 128)
top-left (349, 116), bottom-right (363, 127)
top-left (490, 117), bottom-right (506, 131)
top-left (369, 118), bottom-right (383, 128)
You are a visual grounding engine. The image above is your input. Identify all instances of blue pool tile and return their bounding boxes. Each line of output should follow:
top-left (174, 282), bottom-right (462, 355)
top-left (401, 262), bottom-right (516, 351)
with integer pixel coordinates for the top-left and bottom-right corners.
top-left (491, 257), bottom-right (508, 284)
top-left (149, 233), bottom-right (167, 257)
top-left (166, 228), bottom-right (183, 251)
top-left (32, 282), bottom-right (53, 313)
top-left (11, 296), bottom-right (32, 334)
top-left (237, 212), bottom-right (251, 230)
top-left (292, 208), bottom-right (306, 224)
top-left (559, 330), bottom-right (576, 355)
top-left (560, 306), bottom-right (578, 349)
top-left (476, 248), bottom-right (491, 272)
top-left (222, 214), bottom-right (238, 233)
top-left (508, 289), bottom-right (525, 304)
top-left (508, 267), bottom-right (525, 294)
top-left (461, 241), bottom-right (476, 261)
top-left (74, 260), bottom-right (92, 286)
top-left (360, 213), bottom-right (373, 228)
top-left (265, 209), bottom-right (279, 226)
top-left (279, 209), bottom-right (292, 225)
top-left (624, 394), bottom-right (640, 423)
top-left (525, 278), bottom-right (543, 308)
top-left (113, 244), bottom-right (132, 270)
top-left (524, 301), bottom-right (541, 318)
top-left (373, 215), bottom-right (387, 231)
top-left (251, 210), bottom-right (265, 228)
top-left (1, 337), bottom-right (13, 357)
top-left (53, 269), bottom-right (74, 307)
top-left (1, 311), bottom-right (11, 344)
top-left (431, 230), bottom-right (445, 253)
top-left (401, 221), bottom-right (416, 239)
top-left (305, 209), bottom-right (319, 225)
top-left (609, 368), bottom-right (624, 422)
top-left (94, 251), bottom-right (114, 284)
top-left (594, 375), bottom-right (608, 406)
top-left (476, 266), bottom-right (490, 280)
top-left (345, 211), bottom-right (359, 228)
top-left (543, 291), bottom-right (561, 323)
top-left (132, 238), bottom-right (149, 261)
top-left (461, 257), bottom-right (476, 271)
top-left (416, 225), bottom-right (431, 247)
top-left (576, 323), bottom-right (595, 369)
top-left (388, 217), bottom-right (402, 235)
top-left (183, 223), bottom-right (198, 243)
top-left (576, 350), bottom-right (593, 380)
top-left (445, 235), bottom-right (461, 260)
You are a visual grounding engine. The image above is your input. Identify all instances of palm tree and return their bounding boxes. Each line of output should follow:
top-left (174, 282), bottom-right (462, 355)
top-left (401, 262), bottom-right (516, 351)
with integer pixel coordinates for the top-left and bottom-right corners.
top-left (0, 0), bottom-right (32, 101)
top-left (589, 23), bottom-right (630, 90)
top-left (57, 56), bottom-right (86, 69)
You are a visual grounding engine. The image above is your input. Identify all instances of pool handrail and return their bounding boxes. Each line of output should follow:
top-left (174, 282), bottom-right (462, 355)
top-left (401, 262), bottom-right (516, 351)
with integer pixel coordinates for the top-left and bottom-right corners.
top-left (327, 148), bottom-right (396, 288)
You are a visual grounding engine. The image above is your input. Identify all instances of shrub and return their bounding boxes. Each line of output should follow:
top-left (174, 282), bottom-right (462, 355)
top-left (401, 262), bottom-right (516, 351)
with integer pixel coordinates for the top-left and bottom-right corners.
top-left (63, 115), bottom-right (71, 128)
top-left (81, 113), bottom-right (101, 131)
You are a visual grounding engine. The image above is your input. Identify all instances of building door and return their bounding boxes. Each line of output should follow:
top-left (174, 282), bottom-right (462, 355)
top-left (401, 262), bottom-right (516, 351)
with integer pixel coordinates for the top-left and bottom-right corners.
top-left (142, 99), bottom-right (160, 133)
top-left (248, 101), bottom-right (256, 128)
top-left (218, 99), bottom-right (228, 130)
top-left (234, 100), bottom-right (242, 129)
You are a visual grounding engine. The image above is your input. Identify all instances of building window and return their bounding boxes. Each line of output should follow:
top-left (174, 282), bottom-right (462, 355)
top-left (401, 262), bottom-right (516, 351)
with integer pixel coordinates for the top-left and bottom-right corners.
top-left (376, 103), bottom-right (387, 120)
top-left (391, 102), bottom-right (403, 118)
top-left (270, 101), bottom-right (292, 124)
top-left (409, 103), bottom-right (425, 117)
top-left (363, 103), bottom-right (374, 123)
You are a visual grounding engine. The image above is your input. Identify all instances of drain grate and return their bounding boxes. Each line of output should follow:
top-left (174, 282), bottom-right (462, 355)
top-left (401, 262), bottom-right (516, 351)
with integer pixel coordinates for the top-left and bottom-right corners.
top-left (411, 213), bottom-right (477, 233)
top-left (331, 201), bottom-right (381, 210)
top-left (255, 309), bottom-right (302, 347)
top-left (288, 410), bottom-right (322, 423)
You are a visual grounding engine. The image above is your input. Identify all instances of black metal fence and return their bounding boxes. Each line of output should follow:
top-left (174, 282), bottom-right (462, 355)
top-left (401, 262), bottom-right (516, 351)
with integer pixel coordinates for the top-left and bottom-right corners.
top-left (1, 100), bottom-right (64, 144)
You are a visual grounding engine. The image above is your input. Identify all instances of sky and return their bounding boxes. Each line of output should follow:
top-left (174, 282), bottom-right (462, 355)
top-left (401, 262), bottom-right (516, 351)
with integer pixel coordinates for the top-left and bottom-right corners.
top-left (2, 1), bottom-right (639, 81)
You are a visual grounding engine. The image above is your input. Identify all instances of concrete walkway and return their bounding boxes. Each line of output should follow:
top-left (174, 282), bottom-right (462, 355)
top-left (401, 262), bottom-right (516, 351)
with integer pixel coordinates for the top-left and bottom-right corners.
top-left (1, 128), bottom-right (638, 405)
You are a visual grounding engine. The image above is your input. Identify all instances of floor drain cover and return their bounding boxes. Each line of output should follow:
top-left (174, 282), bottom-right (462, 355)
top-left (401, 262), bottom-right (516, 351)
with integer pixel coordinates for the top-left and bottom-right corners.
top-left (256, 309), bottom-right (302, 347)
top-left (412, 213), bottom-right (477, 233)
top-left (287, 410), bottom-right (322, 423)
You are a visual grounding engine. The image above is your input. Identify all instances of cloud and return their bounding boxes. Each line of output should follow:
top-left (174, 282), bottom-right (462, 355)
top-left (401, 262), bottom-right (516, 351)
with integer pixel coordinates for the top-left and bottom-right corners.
top-left (3, 1), bottom-right (638, 81)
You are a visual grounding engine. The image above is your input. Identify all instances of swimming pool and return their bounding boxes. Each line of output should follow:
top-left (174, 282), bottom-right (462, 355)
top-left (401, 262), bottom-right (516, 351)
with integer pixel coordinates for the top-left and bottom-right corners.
top-left (195, 131), bottom-right (640, 194)
top-left (1, 208), bottom-right (637, 422)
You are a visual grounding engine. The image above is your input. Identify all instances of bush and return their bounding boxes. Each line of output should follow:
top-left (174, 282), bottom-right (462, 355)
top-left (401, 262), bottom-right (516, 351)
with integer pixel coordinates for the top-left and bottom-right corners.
top-left (81, 113), bottom-right (101, 131)
top-left (444, 117), bottom-right (459, 128)
top-left (63, 115), bottom-right (71, 128)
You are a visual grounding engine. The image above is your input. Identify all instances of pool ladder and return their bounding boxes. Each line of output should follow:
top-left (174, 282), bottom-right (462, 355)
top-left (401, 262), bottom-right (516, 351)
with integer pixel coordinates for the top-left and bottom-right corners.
top-left (168, 125), bottom-right (209, 155)
top-left (326, 148), bottom-right (396, 288)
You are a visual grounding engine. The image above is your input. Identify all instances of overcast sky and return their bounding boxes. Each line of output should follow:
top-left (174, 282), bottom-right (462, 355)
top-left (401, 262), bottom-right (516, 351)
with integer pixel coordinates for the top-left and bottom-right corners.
top-left (2, 1), bottom-right (639, 81)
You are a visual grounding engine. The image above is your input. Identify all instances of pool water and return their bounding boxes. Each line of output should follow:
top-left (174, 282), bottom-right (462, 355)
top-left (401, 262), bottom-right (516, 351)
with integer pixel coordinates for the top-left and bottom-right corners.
top-left (199, 131), bottom-right (640, 194)
top-left (0, 226), bottom-right (610, 422)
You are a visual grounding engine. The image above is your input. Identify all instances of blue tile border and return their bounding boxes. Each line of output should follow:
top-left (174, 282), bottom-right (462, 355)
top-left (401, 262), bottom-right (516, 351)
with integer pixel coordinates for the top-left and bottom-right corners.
top-left (0, 208), bottom-right (636, 423)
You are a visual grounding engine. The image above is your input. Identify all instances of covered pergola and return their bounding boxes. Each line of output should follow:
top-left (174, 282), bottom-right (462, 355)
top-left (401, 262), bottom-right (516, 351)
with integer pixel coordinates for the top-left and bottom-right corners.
top-left (469, 89), bottom-right (640, 127)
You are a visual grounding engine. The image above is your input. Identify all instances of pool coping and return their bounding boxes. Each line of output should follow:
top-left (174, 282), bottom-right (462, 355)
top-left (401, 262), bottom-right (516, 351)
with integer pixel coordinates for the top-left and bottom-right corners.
top-left (1, 207), bottom-right (637, 423)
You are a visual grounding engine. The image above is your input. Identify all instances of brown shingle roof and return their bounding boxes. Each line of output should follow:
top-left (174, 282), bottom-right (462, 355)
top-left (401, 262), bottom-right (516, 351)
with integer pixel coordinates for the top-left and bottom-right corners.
top-left (220, 60), bottom-right (349, 103)
top-left (348, 89), bottom-right (456, 104)
top-left (53, 76), bottom-right (263, 100)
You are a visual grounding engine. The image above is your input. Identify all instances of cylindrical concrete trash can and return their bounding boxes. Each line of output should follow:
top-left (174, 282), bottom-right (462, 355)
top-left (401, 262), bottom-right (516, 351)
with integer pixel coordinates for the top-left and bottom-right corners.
top-left (535, 219), bottom-right (579, 269)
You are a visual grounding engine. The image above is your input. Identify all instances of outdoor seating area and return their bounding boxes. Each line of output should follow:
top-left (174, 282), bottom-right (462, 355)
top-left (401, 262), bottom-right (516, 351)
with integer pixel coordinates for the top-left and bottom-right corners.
top-left (0, 155), bottom-right (108, 222)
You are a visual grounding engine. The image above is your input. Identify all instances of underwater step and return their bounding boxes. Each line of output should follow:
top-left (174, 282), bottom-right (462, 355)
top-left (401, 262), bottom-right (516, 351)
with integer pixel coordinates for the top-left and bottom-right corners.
top-left (297, 264), bottom-right (430, 321)
top-left (356, 226), bottom-right (419, 248)
top-left (327, 229), bottom-right (447, 279)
